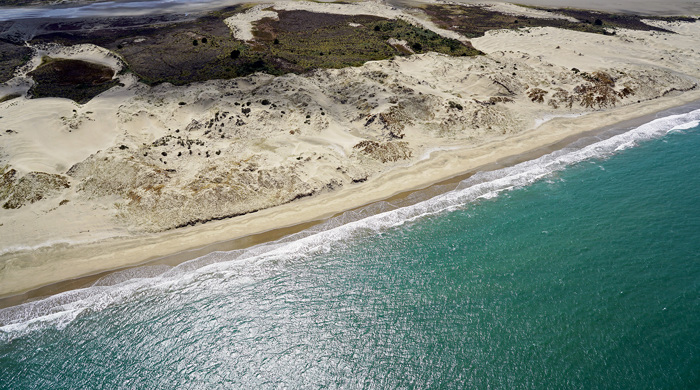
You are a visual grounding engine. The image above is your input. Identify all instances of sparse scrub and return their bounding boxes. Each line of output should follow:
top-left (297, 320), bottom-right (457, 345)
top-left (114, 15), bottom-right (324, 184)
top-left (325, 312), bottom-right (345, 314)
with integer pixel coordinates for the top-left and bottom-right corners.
top-left (551, 89), bottom-right (575, 109)
top-left (2, 172), bottom-right (70, 209)
top-left (533, 71), bottom-right (636, 110)
top-left (573, 71), bottom-right (633, 109)
top-left (448, 101), bottom-right (463, 110)
top-left (423, 3), bottom-right (687, 39)
top-left (0, 41), bottom-right (33, 84)
top-left (28, 7), bottom-right (479, 86)
top-left (27, 57), bottom-right (117, 103)
top-left (0, 165), bottom-right (17, 201)
top-left (527, 88), bottom-right (547, 103)
top-left (353, 140), bottom-right (412, 163)
top-left (488, 96), bottom-right (514, 104)
top-left (250, 11), bottom-right (480, 75)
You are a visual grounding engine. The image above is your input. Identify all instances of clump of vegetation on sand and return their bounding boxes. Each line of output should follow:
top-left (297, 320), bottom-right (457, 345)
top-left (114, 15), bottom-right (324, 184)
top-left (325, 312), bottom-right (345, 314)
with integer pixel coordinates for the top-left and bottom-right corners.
top-left (353, 140), bottom-right (412, 163)
top-left (529, 7), bottom-right (696, 31)
top-left (0, 166), bottom-right (70, 209)
top-left (249, 10), bottom-right (480, 73)
top-left (0, 39), bottom-right (33, 83)
top-left (29, 7), bottom-right (479, 87)
top-left (27, 57), bottom-right (117, 103)
top-left (526, 70), bottom-right (635, 110)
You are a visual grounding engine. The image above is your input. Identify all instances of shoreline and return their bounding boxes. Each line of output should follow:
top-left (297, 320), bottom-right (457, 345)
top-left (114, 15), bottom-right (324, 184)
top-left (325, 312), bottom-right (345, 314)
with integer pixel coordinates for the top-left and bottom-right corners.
top-left (2, 91), bottom-right (699, 308)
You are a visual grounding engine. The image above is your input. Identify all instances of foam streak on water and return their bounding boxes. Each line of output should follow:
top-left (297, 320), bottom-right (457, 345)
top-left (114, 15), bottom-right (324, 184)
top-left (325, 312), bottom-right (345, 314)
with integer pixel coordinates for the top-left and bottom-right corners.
top-left (1, 108), bottom-right (700, 341)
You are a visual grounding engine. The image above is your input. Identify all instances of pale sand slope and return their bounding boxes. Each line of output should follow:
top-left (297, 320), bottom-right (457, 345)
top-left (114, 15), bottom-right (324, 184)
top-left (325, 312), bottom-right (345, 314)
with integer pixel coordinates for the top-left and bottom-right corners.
top-left (471, 21), bottom-right (700, 77)
top-left (1, 4), bottom-right (700, 297)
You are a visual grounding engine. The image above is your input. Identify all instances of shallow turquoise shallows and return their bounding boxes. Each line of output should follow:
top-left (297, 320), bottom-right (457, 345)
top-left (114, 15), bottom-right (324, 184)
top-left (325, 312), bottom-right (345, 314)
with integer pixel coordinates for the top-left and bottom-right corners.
top-left (2, 108), bottom-right (700, 389)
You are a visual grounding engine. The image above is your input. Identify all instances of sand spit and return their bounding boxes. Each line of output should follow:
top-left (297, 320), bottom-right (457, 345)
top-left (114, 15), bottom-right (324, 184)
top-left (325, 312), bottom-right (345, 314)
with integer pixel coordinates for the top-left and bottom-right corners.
top-left (1, 2), bottom-right (700, 298)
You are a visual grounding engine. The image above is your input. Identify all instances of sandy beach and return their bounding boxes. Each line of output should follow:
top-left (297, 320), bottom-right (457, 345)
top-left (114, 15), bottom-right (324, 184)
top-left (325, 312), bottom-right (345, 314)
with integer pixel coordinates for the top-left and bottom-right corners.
top-left (1, 1), bottom-right (699, 301)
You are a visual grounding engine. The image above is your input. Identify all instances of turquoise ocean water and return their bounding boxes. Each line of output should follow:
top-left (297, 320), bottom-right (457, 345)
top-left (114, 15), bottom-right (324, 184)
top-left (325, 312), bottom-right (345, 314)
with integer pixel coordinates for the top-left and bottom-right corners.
top-left (1, 107), bottom-right (700, 389)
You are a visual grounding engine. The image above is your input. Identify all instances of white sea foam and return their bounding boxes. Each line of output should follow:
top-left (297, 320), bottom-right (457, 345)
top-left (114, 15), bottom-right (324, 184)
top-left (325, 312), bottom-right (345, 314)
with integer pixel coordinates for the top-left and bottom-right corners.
top-left (670, 120), bottom-right (700, 131)
top-left (2, 107), bottom-right (700, 341)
